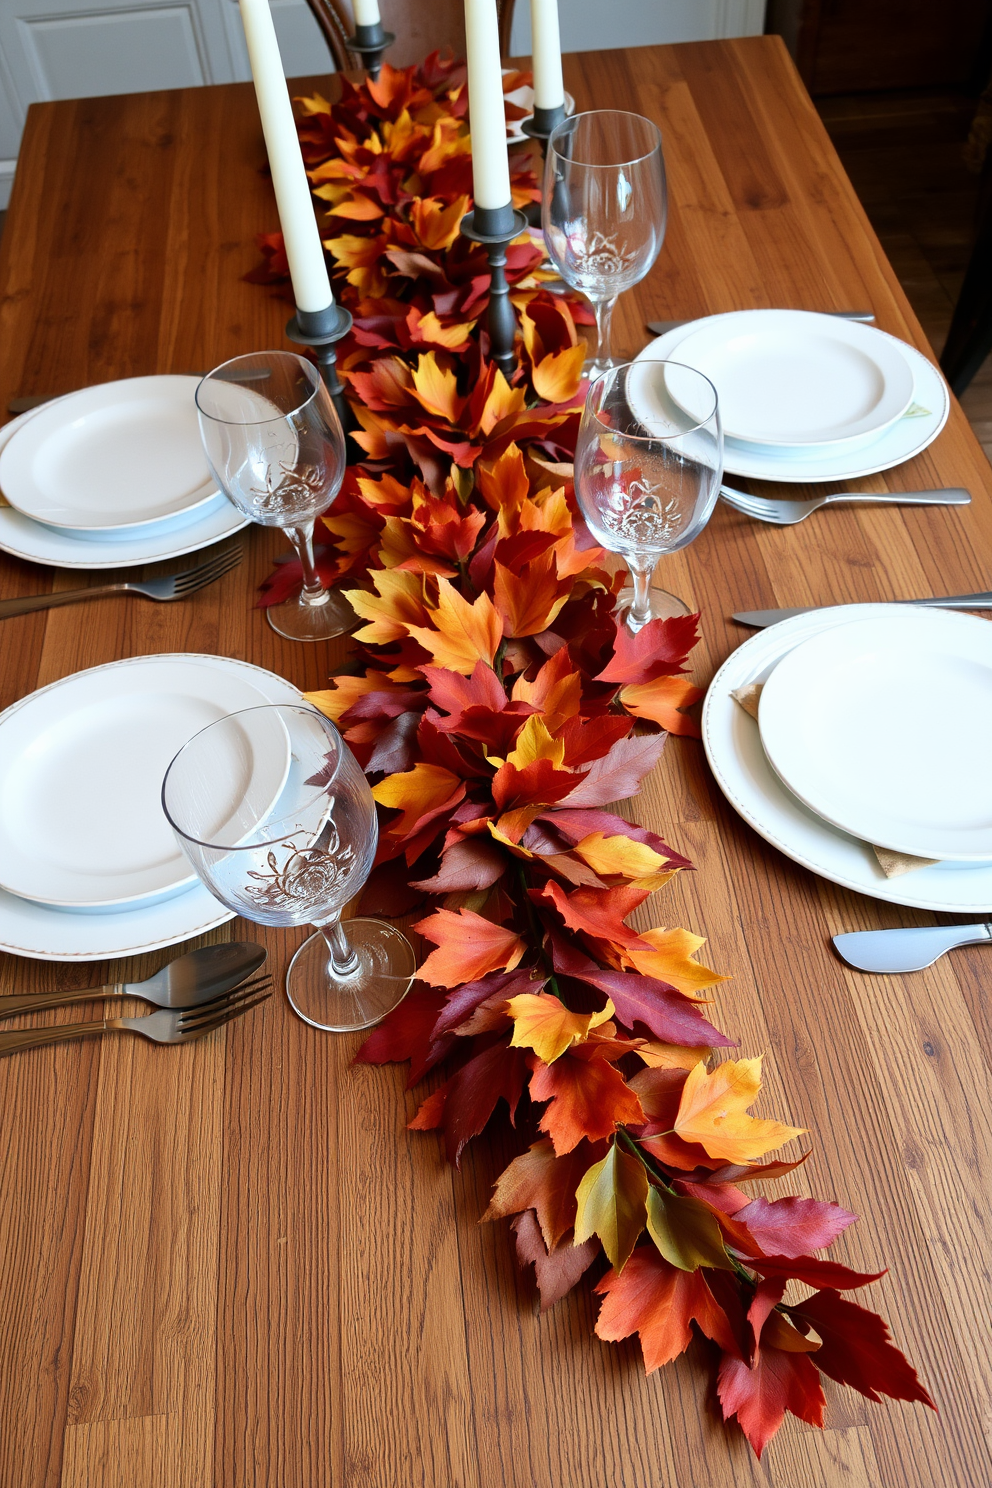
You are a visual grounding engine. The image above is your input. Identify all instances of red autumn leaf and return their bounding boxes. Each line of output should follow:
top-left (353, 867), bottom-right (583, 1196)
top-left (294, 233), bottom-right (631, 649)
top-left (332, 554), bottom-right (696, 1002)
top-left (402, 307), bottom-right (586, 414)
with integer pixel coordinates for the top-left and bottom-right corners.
top-left (554, 714), bottom-right (633, 767)
top-left (432, 968), bottom-right (541, 1039)
top-left (620, 676), bottom-right (704, 737)
top-left (749, 1254), bottom-right (885, 1290)
top-left (537, 880), bottom-right (649, 948)
top-left (696, 1154), bottom-right (813, 1185)
top-left (410, 837), bottom-right (507, 891)
top-left (414, 908), bottom-right (527, 987)
top-left (529, 1051), bottom-right (645, 1154)
top-left (440, 1037), bottom-right (528, 1165)
top-left (353, 986), bottom-right (453, 1086)
top-left (567, 963), bottom-right (735, 1050)
top-left (420, 660), bottom-right (508, 715)
top-left (594, 613), bottom-right (701, 685)
top-left (717, 1342), bottom-right (825, 1457)
top-left (556, 733), bottom-right (668, 809)
top-left (734, 1196), bottom-right (858, 1258)
top-left (484, 1136), bottom-right (606, 1247)
top-left (408, 1086), bottom-right (447, 1129)
top-left (789, 1290), bottom-right (936, 1408)
top-left (491, 757), bottom-right (583, 812)
top-left (510, 1210), bottom-right (599, 1311)
top-left (595, 1245), bottom-right (739, 1371)
top-left (543, 809), bottom-right (692, 870)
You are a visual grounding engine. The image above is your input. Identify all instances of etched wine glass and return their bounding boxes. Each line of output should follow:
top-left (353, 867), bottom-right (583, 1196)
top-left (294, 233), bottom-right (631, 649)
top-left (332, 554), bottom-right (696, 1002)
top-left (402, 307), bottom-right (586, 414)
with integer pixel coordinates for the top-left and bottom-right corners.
top-left (544, 110), bottom-right (667, 377)
top-left (162, 703), bottom-right (416, 1033)
top-left (196, 351), bottom-right (353, 641)
top-left (574, 359), bottom-right (723, 630)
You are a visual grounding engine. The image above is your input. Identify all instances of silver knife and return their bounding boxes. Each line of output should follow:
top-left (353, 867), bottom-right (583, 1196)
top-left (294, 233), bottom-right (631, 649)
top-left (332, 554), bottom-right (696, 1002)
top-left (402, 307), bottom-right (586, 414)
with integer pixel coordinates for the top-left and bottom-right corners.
top-left (733, 593), bottom-right (992, 626)
top-left (833, 924), bottom-right (992, 973)
top-left (645, 310), bottom-right (875, 336)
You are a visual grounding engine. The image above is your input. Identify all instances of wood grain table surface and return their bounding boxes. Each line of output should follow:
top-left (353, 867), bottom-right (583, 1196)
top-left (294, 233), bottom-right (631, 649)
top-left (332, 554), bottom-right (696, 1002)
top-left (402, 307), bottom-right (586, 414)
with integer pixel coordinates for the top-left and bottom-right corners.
top-left (0, 35), bottom-right (990, 1488)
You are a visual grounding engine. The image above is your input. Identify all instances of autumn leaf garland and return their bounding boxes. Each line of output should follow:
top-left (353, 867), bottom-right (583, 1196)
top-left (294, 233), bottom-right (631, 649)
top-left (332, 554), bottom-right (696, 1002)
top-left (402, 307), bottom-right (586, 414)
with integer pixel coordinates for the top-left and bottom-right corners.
top-left (247, 51), bottom-right (934, 1458)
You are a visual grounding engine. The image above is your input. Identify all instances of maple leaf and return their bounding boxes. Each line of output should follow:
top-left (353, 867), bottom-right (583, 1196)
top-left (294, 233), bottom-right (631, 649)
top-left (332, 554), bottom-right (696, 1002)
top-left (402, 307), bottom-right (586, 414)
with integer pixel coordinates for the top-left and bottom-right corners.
top-left (407, 578), bottom-right (502, 675)
top-left (537, 880), bottom-right (650, 949)
top-left (483, 1137), bottom-right (605, 1248)
top-left (507, 991), bottom-right (615, 1064)
top-left (595, 613), bottom-right (701, 685)
top-left (353, 986), bottom-right (452, 1086)
top-left (572, 832), bottom-right (674, 888)
top-left (432, 968), bottom-right (539, 1039)
top-left (414, 907), bottom-right (527, 987)
top-left (421, 659), bottom-right (508, 715)
top-left (529, 1051), bottom-right (645, 1154)
top-left (789, 1290), bottom-right (936, 1409)
top-left (574, 1142), bottom-right (649, 1272)
top-left (717, 1339), bottom-right (825, 1457)
top-left (372, 762), bottom-right (465, 838)
top-left (345, 568), bottom-right (429, 645)
top-left (673, 1058), bottom-right (804, 1164)
top-left (410, 194), bottom-right (471, 251)
top-left (510, 1210), bottom-right (599, 1312)
top-left (645, 1184), bottom-right (734, 1272)
top-left (622, 927), bottom-right (728, 997)
top-left (594, 1246), bottom-right (738, 1371)
top-left (493, 550), bottom-right (571, 638)
top-left (619, 676), bottom-right (704, 737)
top-left (410, 352), bottom-right (465, 422)
top-left (504, 715), bottom-right (565, 770)
top-left (734, 1196), bottom-right (858, 1258)
top-left (557, 959), bottom-right (735, 1050)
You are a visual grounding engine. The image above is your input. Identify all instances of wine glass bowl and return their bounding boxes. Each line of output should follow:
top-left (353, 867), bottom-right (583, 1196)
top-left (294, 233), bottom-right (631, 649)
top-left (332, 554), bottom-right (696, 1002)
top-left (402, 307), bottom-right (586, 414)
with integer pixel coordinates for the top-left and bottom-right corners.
top-left (162, 703), bottom-right (416, 1033)
top-left (574, 359), bottom-right (723, 629)
top-left (544, 110), bottom-right (667, 376)
top-left (195, 351), bottom-right (354, 642)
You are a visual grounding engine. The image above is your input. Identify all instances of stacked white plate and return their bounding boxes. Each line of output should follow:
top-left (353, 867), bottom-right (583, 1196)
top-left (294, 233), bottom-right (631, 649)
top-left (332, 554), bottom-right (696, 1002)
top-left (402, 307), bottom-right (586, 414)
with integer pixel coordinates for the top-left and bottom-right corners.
top-left (636, 309), bottom-right (950, 483)
top-left (0, 376), bottom-right (247, 568)
top-left (703, 605), bottom-right (992, 912)
top-left (0, 654), bottom-right (301, 960)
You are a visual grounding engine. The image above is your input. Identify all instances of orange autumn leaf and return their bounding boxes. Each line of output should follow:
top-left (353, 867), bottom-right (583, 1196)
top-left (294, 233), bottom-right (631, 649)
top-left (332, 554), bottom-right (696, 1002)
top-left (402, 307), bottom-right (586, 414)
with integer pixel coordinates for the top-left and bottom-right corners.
top-left (573, 1142), bottom-right (648, 1272)
top-left (493, 549), bottom-right (572, 638)
top-left (531, 343), bottom-right (587, 403)
top-left (507, 992), bottom-right (614, 1064)
top-left (620, 676), bottom-right (703, 736)
top-left (479, 370), bottom-right (527, 438)
top-left (415, 908), bottom-right (526, 988)
top-left (372, 762), bottom-right (465, 837)
top-left (623, 927), bottom-right (728, 997)
top-left (529, 1052), bottom-right (645, 1154)
top-left (410, 352), bottom-right (464, 423)
top-left (407, 577), bottom-right (502, 675)
top-left (573, 832), bottom-right (673, 888)
top-left (476, 442), bottom-right (530, 514)
top-left (344, 568), bottom-right (429, 645)
top-left (595, 1247), bottom-right (738, 1371)
top-left (673, 1057), bottom-right (804, 1164)
top-left (483, 1137), bottom-right (603, 1248)
top-left (304, 674), bottom-right (386, 725)
top-left (410, 194), bottom-right (471, 250)
top-left (409, 308), bottom-right (474, 352)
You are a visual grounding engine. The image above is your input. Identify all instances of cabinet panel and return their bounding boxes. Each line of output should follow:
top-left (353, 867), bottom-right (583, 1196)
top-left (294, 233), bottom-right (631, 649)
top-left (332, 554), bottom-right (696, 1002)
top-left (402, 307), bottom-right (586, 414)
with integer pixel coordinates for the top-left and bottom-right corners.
top-left (17, 6), bottom-right (209, 99)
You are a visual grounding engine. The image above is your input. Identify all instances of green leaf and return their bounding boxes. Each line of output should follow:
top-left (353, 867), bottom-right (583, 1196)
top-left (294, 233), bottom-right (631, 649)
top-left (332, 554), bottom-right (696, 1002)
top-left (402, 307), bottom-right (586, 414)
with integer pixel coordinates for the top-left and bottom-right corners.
top-left (573, 1142), bottom-right (648, 1272)
top-left (645, 1184), bottom-right (734, 1272)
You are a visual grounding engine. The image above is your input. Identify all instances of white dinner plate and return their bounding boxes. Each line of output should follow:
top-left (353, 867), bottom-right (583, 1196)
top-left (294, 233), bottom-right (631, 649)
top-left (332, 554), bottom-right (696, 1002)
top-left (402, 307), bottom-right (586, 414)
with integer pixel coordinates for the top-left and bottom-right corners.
top-left (668, 310), bottom-right (914, 448)
top-left (636, 319), bottom-right (950, 483)
top-left (702, 605), bottom-right (992, 913)
top-left (0, 657), bottom-right (303, 960)
top-left (502, 74), bottom-right (575, 138)
top-left (758, 610), bottom-right (992, 861)
top-left (0, 655), bottom-right (291, 910)
top-left (0, 376), bottom-right (218, 533)
top-left (0, 403), bottom-right (248, 568)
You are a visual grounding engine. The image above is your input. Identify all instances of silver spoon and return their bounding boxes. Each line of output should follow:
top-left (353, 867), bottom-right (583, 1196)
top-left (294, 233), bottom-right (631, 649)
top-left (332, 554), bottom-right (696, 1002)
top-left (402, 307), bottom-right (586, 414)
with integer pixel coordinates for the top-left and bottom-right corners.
top-left (0, 942), bottom-right (267, 1019)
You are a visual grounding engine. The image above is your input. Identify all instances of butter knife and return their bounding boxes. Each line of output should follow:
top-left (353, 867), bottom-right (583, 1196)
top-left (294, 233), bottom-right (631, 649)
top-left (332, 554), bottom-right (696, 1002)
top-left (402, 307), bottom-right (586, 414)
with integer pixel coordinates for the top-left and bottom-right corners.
top-left (645, 310), bottom-right (875, 336)
top-left (733, 594), bottom-right (992, 626)
top-left (833, 924), bottom-right (992, 973)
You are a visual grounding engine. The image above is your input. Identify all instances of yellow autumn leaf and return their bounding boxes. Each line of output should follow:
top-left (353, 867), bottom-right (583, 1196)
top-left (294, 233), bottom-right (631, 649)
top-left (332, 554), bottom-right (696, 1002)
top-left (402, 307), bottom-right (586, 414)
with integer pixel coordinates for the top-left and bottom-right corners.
top-left (505, 715), bottom-right (565, 770)
top-left (406, 577), bottom-right (502, 675)
top-left (344, 568), bottom-right (428, 645)
top-left (673, 1057), bottom-right (804, 1164)
top-left (487, 822), bottom-right (535, 858)
top-left (371, 762), bottom-right (463, 837)
top-left (479, 368), bottom-right (527, 437)
top-left (573, 1143), bottom-right (648, 1272)
top-left (411, 194), bottom-right (471, 251)
top-left (507, 991), bottom-right (614, 1064)
top-left (623, 927), bottom-right (728, 998)
top-left (637, 1040), bottom-right (711, 1072)
top-left (531, 343), bottom-right (587, 404)
top-left (410, 352), bottom-right (464, 423)
top-left (573, 832), bottom-right (673, 889)
top-left (304, 675), bottom-right (382, 725)
top-left (412, 310), bottom-right (474, 351)
top-left (645, 1185), bottom-right (734, 1273)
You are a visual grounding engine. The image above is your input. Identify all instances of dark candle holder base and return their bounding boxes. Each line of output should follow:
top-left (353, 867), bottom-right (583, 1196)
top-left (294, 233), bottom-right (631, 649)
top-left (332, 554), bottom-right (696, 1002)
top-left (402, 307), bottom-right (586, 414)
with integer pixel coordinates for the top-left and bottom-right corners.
top-left (347, 22), bottom-right (395, 82)
top-left (285, 302), bottom-right (354, 430)
top-left (521, 102), bottom-right (568, 158)
top-left (460, 205), bottom-right (529, 378)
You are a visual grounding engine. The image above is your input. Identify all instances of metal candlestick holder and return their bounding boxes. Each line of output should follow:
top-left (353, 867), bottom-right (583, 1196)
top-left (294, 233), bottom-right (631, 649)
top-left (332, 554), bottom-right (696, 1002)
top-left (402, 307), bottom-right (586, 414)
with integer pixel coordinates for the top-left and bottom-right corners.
top-left (521, 102), bottom-right (567, 158)
top-left (347, 21), bottom-right (395, 82)
top-left (460, 203), bottom-right (529, 378)
top-left (285, 301), bottom-right (354, 429)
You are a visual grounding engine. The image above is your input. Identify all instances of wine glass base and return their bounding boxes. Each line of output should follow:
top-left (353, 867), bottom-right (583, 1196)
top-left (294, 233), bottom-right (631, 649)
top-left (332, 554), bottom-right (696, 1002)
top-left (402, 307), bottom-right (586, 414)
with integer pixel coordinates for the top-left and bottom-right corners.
top-left (265, 588), bottom-right (356, 642)
top-left (617, 583), bottom-right (693, 627)
top-left (285, 918), bottom-right (417, 1033)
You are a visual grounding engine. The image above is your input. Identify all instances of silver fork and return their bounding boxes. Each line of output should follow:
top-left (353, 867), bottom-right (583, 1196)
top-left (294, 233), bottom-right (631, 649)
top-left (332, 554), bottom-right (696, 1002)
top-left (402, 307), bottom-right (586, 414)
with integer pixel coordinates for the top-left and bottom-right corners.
top-left (0, 543), bottom-right (243, 620)
top-left (0, 978), bottom-right (272, 1054)
top-left (718, 484), bottom-right (970, 526)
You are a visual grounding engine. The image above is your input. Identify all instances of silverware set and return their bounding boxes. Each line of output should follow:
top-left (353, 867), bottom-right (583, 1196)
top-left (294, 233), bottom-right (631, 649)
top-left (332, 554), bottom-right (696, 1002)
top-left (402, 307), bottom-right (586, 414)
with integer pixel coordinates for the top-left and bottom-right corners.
top-left (0, 543), bottom-right (243, 620)
top-left (0, 943), bottom-right (272, 1053)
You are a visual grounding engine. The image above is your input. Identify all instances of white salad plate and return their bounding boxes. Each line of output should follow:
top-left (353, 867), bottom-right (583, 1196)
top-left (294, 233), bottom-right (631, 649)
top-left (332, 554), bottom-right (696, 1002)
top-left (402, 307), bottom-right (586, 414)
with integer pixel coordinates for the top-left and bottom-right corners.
top-left (637, 316), bottom-right (950, 483)
top-left (0, 655), bottom-right (291, 910)
top-left (702, 604), bottom-right (992, 913)
top-left (668, 310), bottom-right (915, 448)
top-left (0, 376), bottom-right (218, 534)
top-left (758, 609), bottom-right (992, 861)
top-left (0, 657), bottom-right (303, 961)
top-left (0, 402), bottom-right (247, 568)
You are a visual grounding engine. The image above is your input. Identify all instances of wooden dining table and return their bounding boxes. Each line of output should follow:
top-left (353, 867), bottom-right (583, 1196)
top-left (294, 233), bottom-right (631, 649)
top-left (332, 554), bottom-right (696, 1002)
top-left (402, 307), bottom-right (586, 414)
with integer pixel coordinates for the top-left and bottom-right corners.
top-left (0, 34), bottom-right (990, 1488)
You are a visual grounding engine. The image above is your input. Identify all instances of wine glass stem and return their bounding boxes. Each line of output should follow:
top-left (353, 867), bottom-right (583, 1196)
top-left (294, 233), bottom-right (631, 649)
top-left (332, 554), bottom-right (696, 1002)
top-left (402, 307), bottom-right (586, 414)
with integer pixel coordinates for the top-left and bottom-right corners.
top-left (592, 296), bottom-right (618, 369)
top-left (285, 520), bottom-right (329, 609)
top-left (628, 559), bottom-right (655, 631)
top-left (320, 918), bottom-right (361, 978)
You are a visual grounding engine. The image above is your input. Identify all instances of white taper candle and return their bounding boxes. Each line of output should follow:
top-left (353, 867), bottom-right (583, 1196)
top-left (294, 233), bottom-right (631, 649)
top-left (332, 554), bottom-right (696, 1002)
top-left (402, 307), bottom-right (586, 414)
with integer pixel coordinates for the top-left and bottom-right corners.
top-left (352, 0), bottom-right (380, 27)
top-left (238, 0), bottom-right (333, 312)
top-left (530, 0), bottom-right (564, 111)
top-left (464, 0), bottom-right (512, 211)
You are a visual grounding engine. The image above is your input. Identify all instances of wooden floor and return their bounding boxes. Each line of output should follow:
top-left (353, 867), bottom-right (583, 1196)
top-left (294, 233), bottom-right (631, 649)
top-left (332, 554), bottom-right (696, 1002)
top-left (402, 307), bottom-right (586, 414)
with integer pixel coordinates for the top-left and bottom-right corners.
top-left (819, 89), bottom-right (992, 461)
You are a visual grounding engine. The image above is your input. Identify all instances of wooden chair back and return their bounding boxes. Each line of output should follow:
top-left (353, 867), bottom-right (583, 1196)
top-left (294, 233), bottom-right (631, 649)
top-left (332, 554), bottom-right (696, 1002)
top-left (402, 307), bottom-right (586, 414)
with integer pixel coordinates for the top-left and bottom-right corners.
top-left (305, 0), bottom-right (518, 73)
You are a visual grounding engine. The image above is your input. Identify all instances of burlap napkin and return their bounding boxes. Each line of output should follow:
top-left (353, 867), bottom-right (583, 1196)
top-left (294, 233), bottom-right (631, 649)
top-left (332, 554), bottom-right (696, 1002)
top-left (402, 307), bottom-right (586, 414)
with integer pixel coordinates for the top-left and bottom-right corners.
top-left (730, 682), bottom-right (938, 878)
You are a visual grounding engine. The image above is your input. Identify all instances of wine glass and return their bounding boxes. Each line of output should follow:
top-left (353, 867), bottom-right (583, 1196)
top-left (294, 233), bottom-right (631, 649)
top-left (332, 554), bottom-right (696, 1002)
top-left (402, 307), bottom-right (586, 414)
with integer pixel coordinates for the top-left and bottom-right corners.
top-left (162, 703), bottom-right (416, 1033)
top-left (544, 110), bottom-right (667, 377)
top-left (574, 359), bottom-right (723, 630)
top-left (195, 351), bottom-right (354, 642)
